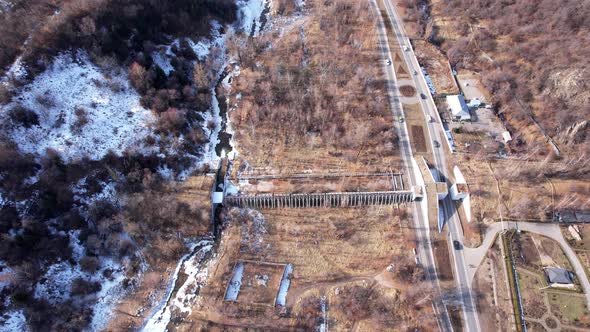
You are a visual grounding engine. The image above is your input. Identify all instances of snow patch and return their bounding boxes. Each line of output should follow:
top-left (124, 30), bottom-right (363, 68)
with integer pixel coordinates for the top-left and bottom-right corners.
top-left (276, 263), bottom-right (293, 306)
top-left (88, 258), bottom-right (127, 332)
top-left (32, 256), bottom-right (126, 331)
top-left (0, 309), bottom-right (27, 332)
top-left (151, 52), bottom-right (174, 76)
top-left (4, 56), bottom-right (26, 81)
top-left (142, 239), bottom-right (213, 332)
top-left (4, 51), bottom-right (155, 162)
top-left (72, 178), bottom-right (117, 206)
top-left (236, 0), bottom-right (268, 36)
top-left (34, 261), bottom-right (85, 305)
top-left (69, 230), bottom-right (85, 261)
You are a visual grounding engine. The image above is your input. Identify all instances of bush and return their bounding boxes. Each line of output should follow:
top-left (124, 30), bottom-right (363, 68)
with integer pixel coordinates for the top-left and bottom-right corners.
top-left (80, 256), bottom-right (100, 274)
top-left (9, 105), bottom-right (39, 128)
top-left (70, 106), bottom-right (89, 133)
top-left (71, 278), bottom-right (101, 295)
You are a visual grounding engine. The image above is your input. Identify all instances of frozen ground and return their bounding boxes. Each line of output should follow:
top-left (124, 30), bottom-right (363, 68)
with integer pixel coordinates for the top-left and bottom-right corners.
top-left (142, 239), bottom-right (214, 332)
top-left (152, 20), bottom-right (225, 76)
top-left (72, 177), bottom-right (117, 206)
top-left (0, 309), bottom-right (26, 332)
top-left (236, 0), bottom-right (269, 36)
top-left (3, 51), bottom-right (155, 162)
top-left (32, 231), bottom-right (127, 332)
top-left (0, 0), bottom-right (13, 14)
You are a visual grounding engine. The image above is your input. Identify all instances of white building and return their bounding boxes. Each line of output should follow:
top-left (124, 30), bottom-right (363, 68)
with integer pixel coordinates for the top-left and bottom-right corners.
top-left (502, 131), bottom-right (512, 143)
top-left (450, 166), bottom-right (469, 200)
top-left (450, 166), bottom-right (471, 222)
top-left (446, 95), bottom-right (471, 121)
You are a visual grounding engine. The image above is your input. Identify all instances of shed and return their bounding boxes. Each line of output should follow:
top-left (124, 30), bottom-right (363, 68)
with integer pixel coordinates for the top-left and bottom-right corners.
top-left (543, 267), bottom-right (574, 288)
top-left (502, 131), bottom-right (512, 143)
top-left (446, 95), bottom-right (471, 121)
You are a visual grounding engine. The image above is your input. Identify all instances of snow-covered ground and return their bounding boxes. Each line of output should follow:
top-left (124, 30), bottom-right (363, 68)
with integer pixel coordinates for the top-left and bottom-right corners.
top-left (236, 0), bottom-right (269, 36)
top-left (152, 21), bottom-right (225, 77)
top-left (0, 309), bottom-right (27, 332)
top-left (142, 239), bottom-right (214, 331)
top-left (3, 51), bottom-right (155, 162)
top-left (72, 177), bottom-right (117, 206)
top-left (0, 0), bottom-right (14, 14)
top-left (32, 231), bottom-right (127, 332)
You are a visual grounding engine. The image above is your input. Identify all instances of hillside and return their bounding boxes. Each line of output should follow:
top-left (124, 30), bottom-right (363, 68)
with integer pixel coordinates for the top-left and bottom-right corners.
top-left (0, 0), bottom-right (249, 330)
top-left (402, 0), bottom-right (589, 168)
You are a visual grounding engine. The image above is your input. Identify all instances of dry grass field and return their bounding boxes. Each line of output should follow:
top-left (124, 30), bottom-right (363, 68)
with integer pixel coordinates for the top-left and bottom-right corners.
top-left (235, 173), bottom-right (408, 195)
top-left (166, 206), bottom-right (438, 331)
top-left (229, 0), bottom-right (402, 176)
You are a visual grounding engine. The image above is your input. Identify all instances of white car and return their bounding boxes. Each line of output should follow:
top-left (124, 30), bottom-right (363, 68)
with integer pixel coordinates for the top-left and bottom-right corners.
top-left (403, 46), bottom-right (409, 51)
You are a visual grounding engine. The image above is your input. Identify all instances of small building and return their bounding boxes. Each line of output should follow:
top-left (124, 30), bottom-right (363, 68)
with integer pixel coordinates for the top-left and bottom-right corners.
top-left (543, 267), bottom-right (575, 288)
top-left (450, 166), bottom-right (471, 223)
top-left (446, 95), bottom-right (471, 121)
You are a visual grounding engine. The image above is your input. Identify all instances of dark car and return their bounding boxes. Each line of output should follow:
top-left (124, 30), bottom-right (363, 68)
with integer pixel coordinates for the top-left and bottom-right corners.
top-left (420, 93), bottom-right (427, 99)
top-left (453, 240), bottom-right (462, 250)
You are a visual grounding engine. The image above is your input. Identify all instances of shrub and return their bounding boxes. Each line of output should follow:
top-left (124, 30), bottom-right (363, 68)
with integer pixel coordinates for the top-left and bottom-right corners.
top-left (9, 105), bottom-right (39, 128)
top-left (71, 278), bottom-right (101, 295)
top-left (70, 106), bottom-right (89, 133)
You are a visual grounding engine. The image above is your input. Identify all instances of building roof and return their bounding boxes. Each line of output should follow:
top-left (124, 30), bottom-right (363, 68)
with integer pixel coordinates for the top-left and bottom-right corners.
top-left (502, 131), bottom-right (512, 143)
top-left (544, 267), bottom-right (573, 284)
top-left (446, 95), bottom-right (471, 121)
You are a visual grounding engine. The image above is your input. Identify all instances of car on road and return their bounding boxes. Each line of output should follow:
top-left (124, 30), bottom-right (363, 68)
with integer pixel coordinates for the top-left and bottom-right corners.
top-left (398, 116), bottom-right (404, 123)
top-left (413, 70), bottom-right (418, 75)
top-left (403, 45), bottom-right (409, 51)
top-left (420, 93), bottom-right (427, 99)
top-left (386, 59), bottom-right (392, 66)
top-left (453, 240), bottom-right (462, 250)
top-left (433, 140), bottom-right (440, 148)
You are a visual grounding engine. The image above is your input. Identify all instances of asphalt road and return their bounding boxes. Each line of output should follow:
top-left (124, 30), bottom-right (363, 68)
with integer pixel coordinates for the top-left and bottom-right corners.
top-left (380, 1), bottom-right (482, 331)
top-left (370, 0), bottom-right (452, 330)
